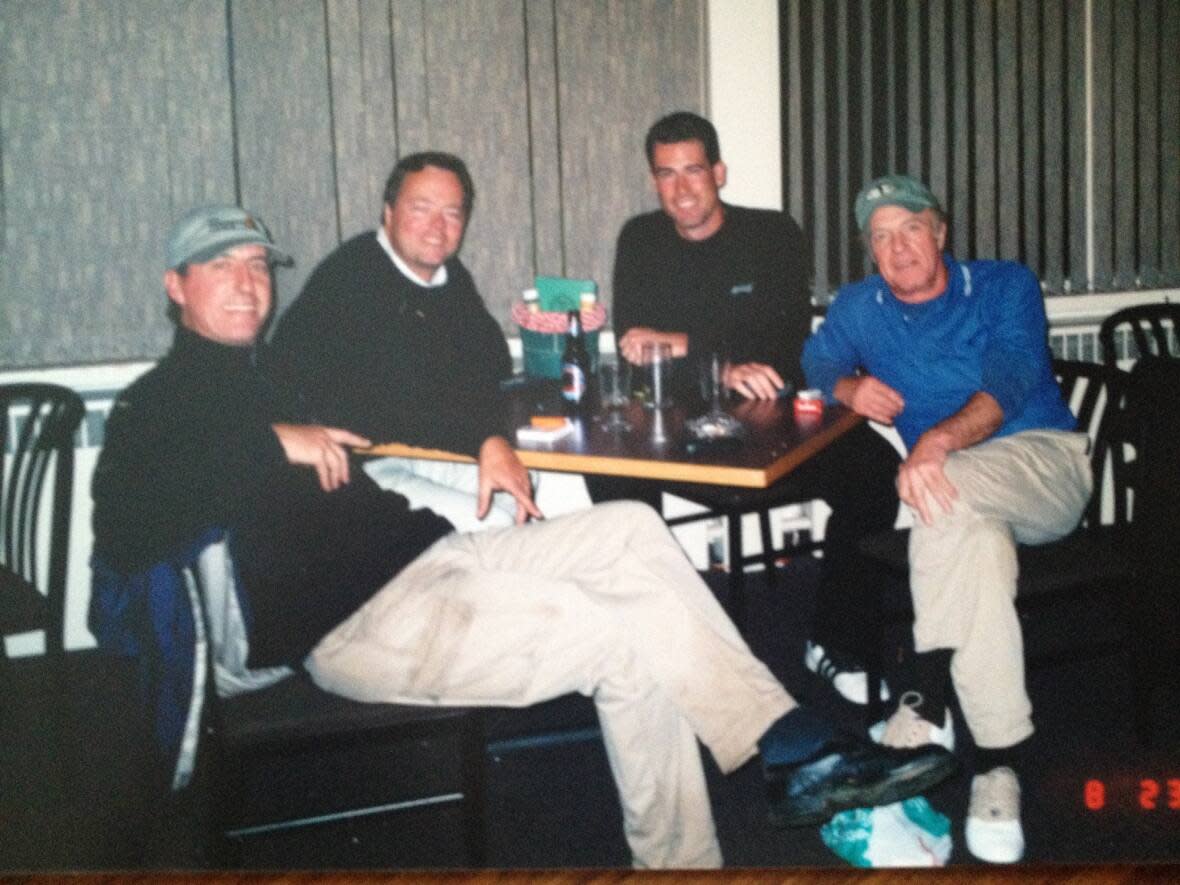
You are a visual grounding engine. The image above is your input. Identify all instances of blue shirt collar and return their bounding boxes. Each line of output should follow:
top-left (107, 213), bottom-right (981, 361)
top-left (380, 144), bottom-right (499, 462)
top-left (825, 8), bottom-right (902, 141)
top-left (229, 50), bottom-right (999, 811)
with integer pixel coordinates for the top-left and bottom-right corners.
top-left (874, 253), bottom-right (969, 319)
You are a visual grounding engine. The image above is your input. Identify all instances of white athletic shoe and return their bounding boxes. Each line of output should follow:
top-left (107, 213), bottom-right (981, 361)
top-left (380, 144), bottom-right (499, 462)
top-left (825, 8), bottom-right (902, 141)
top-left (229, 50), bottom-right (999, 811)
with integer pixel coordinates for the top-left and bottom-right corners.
top-left (804, 640), bottom-right (890, 706)
top-left (966, 766), bottom-right (1025, 863)
top-left (869, 690), bottom-right (955, 752)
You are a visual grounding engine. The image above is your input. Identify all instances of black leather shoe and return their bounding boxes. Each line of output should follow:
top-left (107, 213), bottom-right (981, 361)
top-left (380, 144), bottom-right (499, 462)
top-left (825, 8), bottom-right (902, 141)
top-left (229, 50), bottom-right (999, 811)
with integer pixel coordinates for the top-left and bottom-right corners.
top-left (765, 737), bottom-right (958, 828)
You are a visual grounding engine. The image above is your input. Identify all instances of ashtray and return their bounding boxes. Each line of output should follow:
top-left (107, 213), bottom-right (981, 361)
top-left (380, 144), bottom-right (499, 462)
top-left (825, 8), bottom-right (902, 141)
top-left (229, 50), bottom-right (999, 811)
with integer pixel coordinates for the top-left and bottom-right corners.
top-left (685, 413), bottom-right (745, 440)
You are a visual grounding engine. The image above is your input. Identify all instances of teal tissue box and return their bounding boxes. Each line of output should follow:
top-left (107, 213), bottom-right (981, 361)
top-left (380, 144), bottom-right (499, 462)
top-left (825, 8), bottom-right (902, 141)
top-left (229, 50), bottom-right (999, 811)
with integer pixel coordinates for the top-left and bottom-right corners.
top-left (535, 276), bottom-right (597, 312)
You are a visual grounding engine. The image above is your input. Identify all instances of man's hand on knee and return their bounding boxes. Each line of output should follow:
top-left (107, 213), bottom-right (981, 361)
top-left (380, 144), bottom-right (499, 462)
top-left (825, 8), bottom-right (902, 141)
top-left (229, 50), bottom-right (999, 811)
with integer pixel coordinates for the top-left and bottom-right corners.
top-left (898, 432), bottom-right (958, 526)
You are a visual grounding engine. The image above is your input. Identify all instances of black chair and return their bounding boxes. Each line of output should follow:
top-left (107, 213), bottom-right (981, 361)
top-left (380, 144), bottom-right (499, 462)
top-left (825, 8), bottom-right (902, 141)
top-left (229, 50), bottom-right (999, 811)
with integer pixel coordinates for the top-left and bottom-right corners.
top-left (1098, 302), bottom-right (1180, 367)
top-left (210, 673), bottom-right (487, 868)
top-left (176, 538), bottom-right (488, 868)
top-left (1123, 356), bottom-right (1180, 743)
top-left (0, 383), bottom-right (84, 660)
top-left (858, 360), bottom-right (1141, 730)
top-left (0, 384), bottom-right (154, 869)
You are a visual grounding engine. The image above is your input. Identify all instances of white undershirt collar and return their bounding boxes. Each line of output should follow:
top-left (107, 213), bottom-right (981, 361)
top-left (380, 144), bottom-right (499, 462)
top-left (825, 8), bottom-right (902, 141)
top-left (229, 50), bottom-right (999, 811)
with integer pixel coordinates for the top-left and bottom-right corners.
top-left (376, 226), bottom-right (448, 288)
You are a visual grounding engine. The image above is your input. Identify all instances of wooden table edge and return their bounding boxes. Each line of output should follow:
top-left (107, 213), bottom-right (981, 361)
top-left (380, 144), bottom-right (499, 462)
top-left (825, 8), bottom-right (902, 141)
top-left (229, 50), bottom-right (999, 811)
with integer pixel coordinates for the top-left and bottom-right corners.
top-left (361, 409), bottom-right (862, 490)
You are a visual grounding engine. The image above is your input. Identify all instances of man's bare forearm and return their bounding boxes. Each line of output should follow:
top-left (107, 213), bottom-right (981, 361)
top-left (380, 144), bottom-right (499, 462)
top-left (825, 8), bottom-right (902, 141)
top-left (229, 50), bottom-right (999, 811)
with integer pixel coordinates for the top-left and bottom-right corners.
top-left (919, 391), bottom-right (1004, 454)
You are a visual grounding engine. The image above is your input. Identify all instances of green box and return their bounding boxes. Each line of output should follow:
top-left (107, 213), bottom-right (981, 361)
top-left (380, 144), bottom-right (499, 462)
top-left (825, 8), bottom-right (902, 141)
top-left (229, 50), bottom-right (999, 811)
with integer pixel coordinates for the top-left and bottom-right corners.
top-left (535, 276), bottom-right (597, 312)
top-left (520, 327), bottom-right (600, 379)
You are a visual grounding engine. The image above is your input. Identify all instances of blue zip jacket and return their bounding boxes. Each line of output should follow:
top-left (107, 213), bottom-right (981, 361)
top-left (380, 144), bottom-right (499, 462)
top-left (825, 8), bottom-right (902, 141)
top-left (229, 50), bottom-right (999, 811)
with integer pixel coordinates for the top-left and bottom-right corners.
top-left (89, 528), bottom-right (226, 788)
top-left (802, 255), bottom-right (1074, 450)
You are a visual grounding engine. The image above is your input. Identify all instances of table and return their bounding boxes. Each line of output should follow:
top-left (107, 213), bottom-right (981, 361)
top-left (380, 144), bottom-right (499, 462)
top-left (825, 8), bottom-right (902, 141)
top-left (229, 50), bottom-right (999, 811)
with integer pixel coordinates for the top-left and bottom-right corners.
top-left (363, 379), bottom-right (862, 629)
top-left (364, 379), bottom-right (862, 489)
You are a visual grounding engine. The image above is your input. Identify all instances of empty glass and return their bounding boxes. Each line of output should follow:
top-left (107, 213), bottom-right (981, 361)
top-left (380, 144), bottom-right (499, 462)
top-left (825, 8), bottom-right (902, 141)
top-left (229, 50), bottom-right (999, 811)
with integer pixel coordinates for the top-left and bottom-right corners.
top-left (596, 357), bottom-right (632, 432)
top-left (699, 352), bottom-right (726, 414)
top-left (640, 341), bottom-right (673, 410)
top-left (687, 351), bottom-right (743, 438)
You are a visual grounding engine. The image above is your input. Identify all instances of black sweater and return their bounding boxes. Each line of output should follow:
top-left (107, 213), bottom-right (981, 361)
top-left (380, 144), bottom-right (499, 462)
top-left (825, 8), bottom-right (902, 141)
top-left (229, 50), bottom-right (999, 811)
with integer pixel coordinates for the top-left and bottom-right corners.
top-left (91, 328), bottom-right (453, 667)
top-left (612, 204), bottom-right (812, 397)
top-left (269, 233), bottom-right (512, 456)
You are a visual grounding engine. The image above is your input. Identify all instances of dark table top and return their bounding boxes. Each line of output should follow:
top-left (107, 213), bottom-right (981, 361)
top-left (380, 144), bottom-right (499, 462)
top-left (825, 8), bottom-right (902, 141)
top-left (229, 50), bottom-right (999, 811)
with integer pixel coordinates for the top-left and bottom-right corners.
top-left (365, 377), bottom-right (861, 489)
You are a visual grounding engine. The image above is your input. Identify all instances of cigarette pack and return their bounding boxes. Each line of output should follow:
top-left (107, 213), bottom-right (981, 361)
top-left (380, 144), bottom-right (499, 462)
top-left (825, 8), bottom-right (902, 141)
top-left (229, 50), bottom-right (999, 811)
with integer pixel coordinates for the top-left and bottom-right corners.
top-left (516, 417), bottom-right (575, 443)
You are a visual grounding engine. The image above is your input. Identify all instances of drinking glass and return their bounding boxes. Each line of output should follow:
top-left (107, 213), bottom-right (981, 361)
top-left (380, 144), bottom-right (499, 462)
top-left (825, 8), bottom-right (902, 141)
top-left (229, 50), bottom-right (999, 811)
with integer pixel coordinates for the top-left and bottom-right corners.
top-left (699, 352), bottom-right (727, 416)
top-left (640, 341), bottom-right (673, 410)
top-left (687, 351), bottom-right (743, 438)
top-left (596, 357), bottom-right (632, 432)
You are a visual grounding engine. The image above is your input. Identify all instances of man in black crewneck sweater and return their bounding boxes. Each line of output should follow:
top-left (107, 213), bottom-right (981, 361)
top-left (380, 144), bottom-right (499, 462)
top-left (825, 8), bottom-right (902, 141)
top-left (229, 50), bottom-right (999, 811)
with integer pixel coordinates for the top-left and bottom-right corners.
top-left (596, 112), bottom-right (902, 709)
top-left (270, 152), bottom-right (537, 529)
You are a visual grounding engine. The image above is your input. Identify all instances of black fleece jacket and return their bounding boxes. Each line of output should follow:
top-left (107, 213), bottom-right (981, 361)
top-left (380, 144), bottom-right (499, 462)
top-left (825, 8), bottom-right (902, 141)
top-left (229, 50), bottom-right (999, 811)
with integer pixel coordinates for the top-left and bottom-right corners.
top-left (92, 327), bottom-right (453, 667)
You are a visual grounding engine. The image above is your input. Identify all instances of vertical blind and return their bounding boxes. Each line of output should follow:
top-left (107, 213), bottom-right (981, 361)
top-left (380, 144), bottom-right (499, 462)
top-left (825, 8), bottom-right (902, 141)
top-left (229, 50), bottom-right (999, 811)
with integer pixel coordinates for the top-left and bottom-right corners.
top-left (0, 0), bottom-right (704, 368)
top-left (780, 0), bottom-right (1180, 303)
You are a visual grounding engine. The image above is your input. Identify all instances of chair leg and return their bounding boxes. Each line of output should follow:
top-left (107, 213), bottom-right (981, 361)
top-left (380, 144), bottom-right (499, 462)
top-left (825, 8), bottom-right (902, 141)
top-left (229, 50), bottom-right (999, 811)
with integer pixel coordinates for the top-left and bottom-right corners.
top-left (758, 508), bottom-right (778, 591)
top-left (726, 511), bottom-right (747, 631)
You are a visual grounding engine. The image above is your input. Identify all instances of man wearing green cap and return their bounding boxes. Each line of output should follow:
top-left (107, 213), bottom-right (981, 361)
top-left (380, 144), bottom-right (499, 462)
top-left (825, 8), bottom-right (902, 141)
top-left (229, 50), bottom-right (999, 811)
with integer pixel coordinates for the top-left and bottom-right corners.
top-left (90, 203), bottom-right (958, 869)
top-left (802, 174), bottom-right (1091, 863)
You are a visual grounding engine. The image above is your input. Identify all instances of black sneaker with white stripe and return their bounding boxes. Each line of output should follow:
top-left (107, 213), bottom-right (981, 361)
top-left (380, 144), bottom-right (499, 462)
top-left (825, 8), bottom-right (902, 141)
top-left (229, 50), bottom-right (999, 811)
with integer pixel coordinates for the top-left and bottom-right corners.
top-left (804, 640), bottom-right (889, 706)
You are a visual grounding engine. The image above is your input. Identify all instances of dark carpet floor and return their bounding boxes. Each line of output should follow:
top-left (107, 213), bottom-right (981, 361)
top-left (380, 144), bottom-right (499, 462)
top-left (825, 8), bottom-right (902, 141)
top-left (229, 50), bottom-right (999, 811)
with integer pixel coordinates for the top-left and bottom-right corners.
top-left (3, 556), bottom-right (1177, 872)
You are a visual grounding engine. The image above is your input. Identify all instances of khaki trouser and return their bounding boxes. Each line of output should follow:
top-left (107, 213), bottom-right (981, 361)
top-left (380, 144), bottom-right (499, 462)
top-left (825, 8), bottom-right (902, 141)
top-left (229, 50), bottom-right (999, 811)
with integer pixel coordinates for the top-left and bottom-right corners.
top-left (908, 430), bottom-right (1093, 748)
top-left (307, 501), bottom-right (794, 868)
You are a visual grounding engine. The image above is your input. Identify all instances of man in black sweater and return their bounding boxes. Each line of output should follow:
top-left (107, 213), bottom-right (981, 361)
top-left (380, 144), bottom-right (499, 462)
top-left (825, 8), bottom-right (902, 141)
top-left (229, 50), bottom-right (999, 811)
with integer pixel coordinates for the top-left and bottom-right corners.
top-left (269, 152), bottom-right (537, 529)
top-left (598, 112), bottom-right (902, 708)
top-left (91, 204), bottom-right (955, 869)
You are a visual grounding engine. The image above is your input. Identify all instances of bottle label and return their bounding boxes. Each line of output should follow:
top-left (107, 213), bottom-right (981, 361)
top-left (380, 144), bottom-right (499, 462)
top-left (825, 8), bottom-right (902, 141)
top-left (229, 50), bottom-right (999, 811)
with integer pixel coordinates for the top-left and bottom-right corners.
top-left (562, 363), bottom-right (587, 403)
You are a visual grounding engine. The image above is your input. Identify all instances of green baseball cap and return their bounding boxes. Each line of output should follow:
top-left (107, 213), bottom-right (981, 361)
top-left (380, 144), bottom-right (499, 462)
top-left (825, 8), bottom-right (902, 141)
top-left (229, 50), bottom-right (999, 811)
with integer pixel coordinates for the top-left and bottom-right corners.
top-left (854, 175), bottom-right (942, 232)
top-left (165, 205), bottom-right (293, 270)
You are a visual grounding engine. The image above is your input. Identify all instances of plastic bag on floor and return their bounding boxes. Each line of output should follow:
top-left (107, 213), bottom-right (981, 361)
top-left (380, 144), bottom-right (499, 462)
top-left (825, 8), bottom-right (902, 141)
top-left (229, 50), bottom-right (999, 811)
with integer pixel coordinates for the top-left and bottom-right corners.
top-left (821, 796), bottom-right (952, 867)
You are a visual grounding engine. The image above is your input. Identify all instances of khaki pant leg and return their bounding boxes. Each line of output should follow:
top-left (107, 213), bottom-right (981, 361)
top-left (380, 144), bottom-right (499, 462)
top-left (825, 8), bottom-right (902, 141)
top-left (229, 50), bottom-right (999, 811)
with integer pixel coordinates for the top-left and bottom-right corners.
top-left (908, 431), bottom-right (1092, 748)
top-left (308, 501), bottom-right (792, 868)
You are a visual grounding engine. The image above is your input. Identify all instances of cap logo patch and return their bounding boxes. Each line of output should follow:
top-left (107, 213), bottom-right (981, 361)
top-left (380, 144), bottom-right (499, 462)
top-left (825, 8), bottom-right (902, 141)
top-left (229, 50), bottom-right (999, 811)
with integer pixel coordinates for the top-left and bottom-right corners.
top-left (206, 215), bottom-right (257, 234)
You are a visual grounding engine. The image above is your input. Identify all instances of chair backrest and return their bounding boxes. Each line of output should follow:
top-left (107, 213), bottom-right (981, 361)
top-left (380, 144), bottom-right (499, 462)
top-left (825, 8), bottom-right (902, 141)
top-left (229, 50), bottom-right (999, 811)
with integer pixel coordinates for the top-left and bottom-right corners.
top-left (1098, 302), bottom-right (1180, 368)
top-left (1, 383), bottom-right (85, 657)
top-left (1125, 357), bottom-right (1180, 573)
top-left (1052, 359), bottom-right (1132, 529)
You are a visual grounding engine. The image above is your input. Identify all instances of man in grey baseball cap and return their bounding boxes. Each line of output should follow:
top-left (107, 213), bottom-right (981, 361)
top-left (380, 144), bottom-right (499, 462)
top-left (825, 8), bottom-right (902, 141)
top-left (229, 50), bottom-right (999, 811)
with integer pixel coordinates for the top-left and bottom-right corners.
top-left (161, 205), bottom-right (292, 346)
top-left (165, 205), bottom-right (293, 270)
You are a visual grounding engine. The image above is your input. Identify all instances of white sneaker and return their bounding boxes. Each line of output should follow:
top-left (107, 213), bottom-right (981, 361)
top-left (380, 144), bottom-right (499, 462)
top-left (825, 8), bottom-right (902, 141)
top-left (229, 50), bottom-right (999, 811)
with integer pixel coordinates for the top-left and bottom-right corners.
top-left (966, 766), bottom-right (1025, 863)
top-left (804, 640), bottom-right (890, 706)
top-left (869, 690), bottom-right (955, 751)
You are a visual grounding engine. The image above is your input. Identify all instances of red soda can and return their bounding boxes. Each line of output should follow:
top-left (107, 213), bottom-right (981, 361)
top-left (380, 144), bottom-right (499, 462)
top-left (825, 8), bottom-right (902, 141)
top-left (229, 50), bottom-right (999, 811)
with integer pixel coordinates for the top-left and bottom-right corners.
top-left (794, 389), bottom-right (824, 421)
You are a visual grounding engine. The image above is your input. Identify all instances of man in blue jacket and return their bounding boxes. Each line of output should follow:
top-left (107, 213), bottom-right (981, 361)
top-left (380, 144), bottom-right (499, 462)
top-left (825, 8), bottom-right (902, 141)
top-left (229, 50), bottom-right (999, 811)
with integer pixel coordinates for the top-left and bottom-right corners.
top-left (802, 175), bottom-right (1092, 863)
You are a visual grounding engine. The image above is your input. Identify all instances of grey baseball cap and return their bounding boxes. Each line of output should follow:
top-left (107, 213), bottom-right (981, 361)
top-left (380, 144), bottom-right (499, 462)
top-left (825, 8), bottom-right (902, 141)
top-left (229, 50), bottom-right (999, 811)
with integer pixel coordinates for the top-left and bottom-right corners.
top-left (165, 205), bottom-right (293, 269)
top-left (853, 175), bottom-right (942, 232)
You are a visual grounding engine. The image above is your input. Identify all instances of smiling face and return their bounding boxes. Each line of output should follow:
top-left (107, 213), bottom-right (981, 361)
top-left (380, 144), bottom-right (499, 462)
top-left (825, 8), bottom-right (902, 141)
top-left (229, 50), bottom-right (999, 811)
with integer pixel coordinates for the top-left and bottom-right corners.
top-left (164, 244), bottom-right (272, 346)
top-left (650, 139), bottom-right (727, 242)
top-left (382, 164), bottom-right (467, 283)
top-left (867, 205), bottom-right (949, 304)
